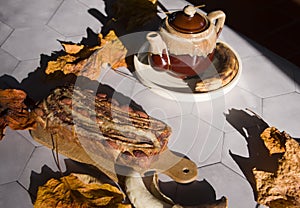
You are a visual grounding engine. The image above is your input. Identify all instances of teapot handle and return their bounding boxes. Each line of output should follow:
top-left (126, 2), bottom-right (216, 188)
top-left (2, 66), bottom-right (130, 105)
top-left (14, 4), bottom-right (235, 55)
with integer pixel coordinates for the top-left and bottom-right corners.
top-left (207, 11), bottom-right (226, 37)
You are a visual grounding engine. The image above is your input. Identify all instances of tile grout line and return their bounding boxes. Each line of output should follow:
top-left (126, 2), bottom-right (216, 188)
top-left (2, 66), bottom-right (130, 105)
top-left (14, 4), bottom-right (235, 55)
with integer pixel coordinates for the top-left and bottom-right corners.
top-left (0, 180), bottom-right (17, 187)
top-left (0, 27), bottom-right (15, 48)
top-left (16, 146), bottom-right (37, 188)
top-left (1, 44), bottom-right (22, 63)
top-left (219, 131), bottom-right (226, 163)
top-left (219, 163), bottom-right (252, 183)
top-left (45, 0), bottom-right (66, 26)
top-left (260, 91), bottom-right (296, 100)
top-left (261, 97), bottom-right (265, 120)
top-left (191, 113), bottom-right (228, 134)
top-left (46, 24), bottom-right (67, 39)
top-left (11, 59), bottom-right (22, 76)
top-left (197, 161), bottom-right (222, 169)
top-left (16, 180), bottom-right (30, 193)
top-left (220, 162), bottom-right (247, 180)
top-left (76, 0), bottom-right (90, 9)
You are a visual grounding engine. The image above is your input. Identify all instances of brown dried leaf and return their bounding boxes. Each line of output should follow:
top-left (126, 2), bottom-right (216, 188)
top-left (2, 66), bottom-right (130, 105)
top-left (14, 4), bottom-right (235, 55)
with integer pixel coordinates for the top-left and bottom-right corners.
top-left (254, 127), bottom-right (300, 208)
top-left (45, 31), bottom-right (127, 80)
top-left (34, 173), bottom-right (131, 208)
top-left (0, 89), bottom-right (36, 140)
top-left (0, 89), bottom-right (27, 112)
top-left (260, 127), bottom-right (286, 155)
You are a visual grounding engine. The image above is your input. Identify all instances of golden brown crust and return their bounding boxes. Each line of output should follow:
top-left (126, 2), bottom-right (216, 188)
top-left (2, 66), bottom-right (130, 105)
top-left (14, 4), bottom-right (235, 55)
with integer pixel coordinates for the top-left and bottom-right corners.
top-left (32, 86), bottom-right (171, 169)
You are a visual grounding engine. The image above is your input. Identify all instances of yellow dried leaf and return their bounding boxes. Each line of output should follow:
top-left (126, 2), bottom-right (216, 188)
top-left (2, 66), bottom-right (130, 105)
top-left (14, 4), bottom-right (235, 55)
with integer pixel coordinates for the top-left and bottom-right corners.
top-left (98, 30), bottom-right (128, 70)
top-left (34, 173), bottom-right (132, 208)
top-left (148, 0), bottom-right (157, 4)
top-left (61, 43), bottom-right (85, 54)
top-left (45, 30), bottom-right (127, 80)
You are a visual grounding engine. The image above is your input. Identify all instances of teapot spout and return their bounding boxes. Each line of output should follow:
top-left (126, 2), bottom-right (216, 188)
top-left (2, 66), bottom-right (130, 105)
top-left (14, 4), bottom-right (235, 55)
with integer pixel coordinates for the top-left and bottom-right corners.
top-left (146, 32), bottom-right (170, 71)
top-left (147, 32), bottom-right (168, 55)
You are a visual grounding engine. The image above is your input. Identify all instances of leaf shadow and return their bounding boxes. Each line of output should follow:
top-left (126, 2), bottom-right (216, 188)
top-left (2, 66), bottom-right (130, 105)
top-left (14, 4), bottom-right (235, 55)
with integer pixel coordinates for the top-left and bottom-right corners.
top-left (224, 108), bottom-right (283, 200)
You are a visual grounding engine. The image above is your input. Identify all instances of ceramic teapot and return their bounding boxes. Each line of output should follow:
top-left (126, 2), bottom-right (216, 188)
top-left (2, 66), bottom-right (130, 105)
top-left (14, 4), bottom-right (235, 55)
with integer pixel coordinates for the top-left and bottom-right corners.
top-left (147, 5), bottom-right (226, 78)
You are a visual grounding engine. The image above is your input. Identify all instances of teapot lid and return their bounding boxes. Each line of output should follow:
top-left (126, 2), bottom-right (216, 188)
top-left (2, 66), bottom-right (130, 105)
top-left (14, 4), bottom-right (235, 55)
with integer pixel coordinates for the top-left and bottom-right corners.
top-left (168, 5), bottom-right (208, 34)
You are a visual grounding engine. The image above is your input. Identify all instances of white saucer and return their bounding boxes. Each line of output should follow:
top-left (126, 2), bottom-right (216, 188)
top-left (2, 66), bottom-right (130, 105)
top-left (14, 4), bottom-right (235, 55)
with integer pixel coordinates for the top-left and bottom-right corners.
top-left (133, 41), bottom-right (242, 102)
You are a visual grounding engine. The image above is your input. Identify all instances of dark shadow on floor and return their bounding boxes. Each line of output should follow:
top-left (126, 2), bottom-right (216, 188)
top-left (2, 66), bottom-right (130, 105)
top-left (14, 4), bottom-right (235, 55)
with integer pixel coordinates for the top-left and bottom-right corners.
top-left (182, 0), bottom-right (300, 89)
top-left (224, 109), bottom-right (284, 200)
top-left (88, 0), bottom-right (166, 73)
top-left (187, 0), bottom-right (300, 68)
top-left (156, 178), bottom-right (226, 207)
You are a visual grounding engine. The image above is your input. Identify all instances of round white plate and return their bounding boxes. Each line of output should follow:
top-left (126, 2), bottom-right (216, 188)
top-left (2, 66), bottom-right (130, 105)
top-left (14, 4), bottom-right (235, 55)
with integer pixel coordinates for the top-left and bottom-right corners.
top-left (133, 41), bottom-right (242, 102)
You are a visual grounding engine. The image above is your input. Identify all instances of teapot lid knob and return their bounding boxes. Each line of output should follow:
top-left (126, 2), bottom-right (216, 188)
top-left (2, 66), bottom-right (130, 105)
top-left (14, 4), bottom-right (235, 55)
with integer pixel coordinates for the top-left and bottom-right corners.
top-left (184, 5), bottom-right (196, 17)
top-left (167, 5), bottom-right (208, 34)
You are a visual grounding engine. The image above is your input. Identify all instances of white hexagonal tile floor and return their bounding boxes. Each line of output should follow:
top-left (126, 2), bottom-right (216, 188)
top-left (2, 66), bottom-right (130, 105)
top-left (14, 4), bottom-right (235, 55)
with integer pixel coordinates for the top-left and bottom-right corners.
top-left (131, 84), bottom-right (196, 120)
top-left (11, 59), bottom-right (40, 82)
top-left (18, 146), bottom-right (67, 191)
top-left (221, 131), bottom-right (249, 177)
top-left (0, 48), bottom-right (19, 76)
top-left (0, 0), bottom-right (63, 28)
top-left (196, 163), bottom-right (257, 208)
top-left (219, 26), bottom-right (265, 59)
top-left (0, 128), bottom-right (35, 185)
top-left (166, 114), bottom-right (223, 167)
top-left (0, 182), bottom-right (33, 208)
top-left (238, 54), bottom-right (295, 98)
top-left (0, 21), bottom-right (13, 46)
top-left (16, 130), bottom-right (43, 148)
top-left (192, 86), bottom-right (262, 133)
top-left (48, 0), bottom-right (102, 37)
top-left (2, 26), bottom-right (64, 60)
top-left (77, 0), bottom-right (107, 14)
top-left (263, 92), bottom-right (300, 137)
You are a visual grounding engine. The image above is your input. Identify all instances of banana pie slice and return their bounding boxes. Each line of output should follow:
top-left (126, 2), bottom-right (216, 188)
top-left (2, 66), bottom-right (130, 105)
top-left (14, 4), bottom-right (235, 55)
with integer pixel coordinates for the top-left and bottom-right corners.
top-left (32, 85), bottom-right (171, 171)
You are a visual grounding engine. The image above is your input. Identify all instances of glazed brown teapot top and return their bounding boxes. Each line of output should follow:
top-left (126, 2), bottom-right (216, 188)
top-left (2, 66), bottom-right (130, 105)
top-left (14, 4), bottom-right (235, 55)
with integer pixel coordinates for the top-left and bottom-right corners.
top-left (147, 5), bottom-right (226, 78)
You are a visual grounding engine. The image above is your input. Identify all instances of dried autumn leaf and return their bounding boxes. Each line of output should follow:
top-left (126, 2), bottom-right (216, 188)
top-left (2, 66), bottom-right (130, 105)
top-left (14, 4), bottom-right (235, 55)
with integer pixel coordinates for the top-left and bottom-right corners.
top-left (0, 89), bottom-right (36, 140)
top-left (254, 127), bottom-right (300, 208)
top-left (260, 126), bottom-right (286, 155)
top-left (61, 43), bottom-right (85, 54)
top-left (45, 39), bottom-right (101, 76)
top-left (45, 31), bottom-right (127, 80)
top-left (34, 173), bottom-right (131, 208)
top-left (98, 30), bottom-right (127, 70)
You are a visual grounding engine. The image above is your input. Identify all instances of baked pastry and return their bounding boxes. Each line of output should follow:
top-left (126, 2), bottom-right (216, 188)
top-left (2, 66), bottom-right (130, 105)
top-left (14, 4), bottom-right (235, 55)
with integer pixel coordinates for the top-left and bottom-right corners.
top-left (32, 85), bottom-right (171, 172)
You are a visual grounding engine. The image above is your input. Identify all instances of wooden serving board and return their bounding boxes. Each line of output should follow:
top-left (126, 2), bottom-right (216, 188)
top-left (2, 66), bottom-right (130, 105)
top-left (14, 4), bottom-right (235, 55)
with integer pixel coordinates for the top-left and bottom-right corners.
top-left (30, 123), bottom-right (197, 184)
